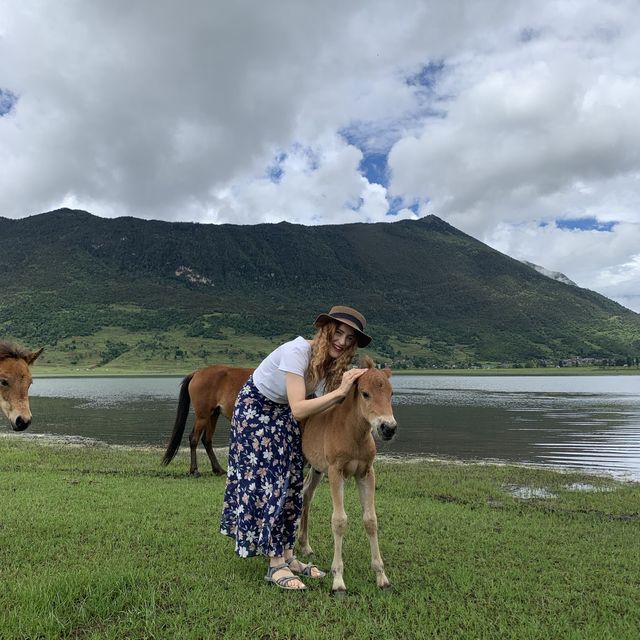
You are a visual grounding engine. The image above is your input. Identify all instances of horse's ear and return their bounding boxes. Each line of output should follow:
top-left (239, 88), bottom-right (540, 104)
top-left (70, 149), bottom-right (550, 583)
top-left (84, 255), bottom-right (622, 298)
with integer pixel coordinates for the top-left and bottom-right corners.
top-left (359, 356), bottom-right (375, 369)
top-left (26, 348), bottom-right (44, 365)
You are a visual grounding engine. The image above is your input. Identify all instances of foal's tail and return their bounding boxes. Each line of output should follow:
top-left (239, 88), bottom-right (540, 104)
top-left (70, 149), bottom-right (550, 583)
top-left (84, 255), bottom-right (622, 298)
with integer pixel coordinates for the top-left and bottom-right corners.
top-left (162, 373), bottom-right (194, 465)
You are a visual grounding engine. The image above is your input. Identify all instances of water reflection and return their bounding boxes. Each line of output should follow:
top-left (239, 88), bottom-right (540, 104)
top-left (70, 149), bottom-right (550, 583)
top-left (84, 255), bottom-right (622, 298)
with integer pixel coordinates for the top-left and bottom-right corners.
top-left (10, 375), bottom-right (640, 480)
top-left (392, 375), bottom-right (640, 480)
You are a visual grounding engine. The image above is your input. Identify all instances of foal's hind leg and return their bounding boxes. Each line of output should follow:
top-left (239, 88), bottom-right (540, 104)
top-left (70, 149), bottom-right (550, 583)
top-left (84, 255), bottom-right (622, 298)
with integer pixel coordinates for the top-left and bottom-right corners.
top-left (201, 407), bottom-right (225, 476)
top-left (298, 468), bottom-right (323, 556)
top-left (356, 468), bottom-right (391, 590)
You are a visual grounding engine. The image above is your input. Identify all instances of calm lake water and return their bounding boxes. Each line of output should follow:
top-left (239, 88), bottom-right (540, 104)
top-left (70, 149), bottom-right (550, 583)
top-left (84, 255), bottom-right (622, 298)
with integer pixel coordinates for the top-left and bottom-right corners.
top-left (11, 375), bottom-right (640, 481)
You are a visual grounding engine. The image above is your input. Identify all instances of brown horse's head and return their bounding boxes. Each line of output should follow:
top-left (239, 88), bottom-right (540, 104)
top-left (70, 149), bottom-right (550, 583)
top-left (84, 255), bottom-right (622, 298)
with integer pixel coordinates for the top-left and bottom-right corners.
top-left (0, 342), bottom-right (44, 431)
top-left (355, 356), bottom-right (397, 442)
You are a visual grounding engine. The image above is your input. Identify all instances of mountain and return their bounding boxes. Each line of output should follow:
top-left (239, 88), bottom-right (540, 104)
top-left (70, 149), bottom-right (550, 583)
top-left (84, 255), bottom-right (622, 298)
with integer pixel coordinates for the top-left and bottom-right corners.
top-left (1, 208), bottom-right (639, 369)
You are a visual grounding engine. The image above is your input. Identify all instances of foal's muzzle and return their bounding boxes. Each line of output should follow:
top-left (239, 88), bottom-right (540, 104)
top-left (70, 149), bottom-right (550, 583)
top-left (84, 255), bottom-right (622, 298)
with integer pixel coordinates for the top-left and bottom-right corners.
top-left (13, 416), bottom-right (31, 432)
top-left (373, 417), bottom-right (397, 442)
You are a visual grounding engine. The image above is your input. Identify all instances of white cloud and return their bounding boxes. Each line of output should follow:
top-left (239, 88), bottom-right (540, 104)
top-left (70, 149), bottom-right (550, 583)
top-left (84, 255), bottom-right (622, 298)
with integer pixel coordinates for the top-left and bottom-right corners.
top-left (486, 221), bottom-right (640, 311)
top-left (1, 1), bottom-right (640, 310)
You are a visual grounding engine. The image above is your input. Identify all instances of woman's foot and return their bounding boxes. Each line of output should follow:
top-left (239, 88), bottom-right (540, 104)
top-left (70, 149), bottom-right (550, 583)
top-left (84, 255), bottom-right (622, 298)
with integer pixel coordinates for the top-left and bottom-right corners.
top-left (264, 562), bottom-right (307, 590)
top-left (285, 556), bottom-right (327, 579)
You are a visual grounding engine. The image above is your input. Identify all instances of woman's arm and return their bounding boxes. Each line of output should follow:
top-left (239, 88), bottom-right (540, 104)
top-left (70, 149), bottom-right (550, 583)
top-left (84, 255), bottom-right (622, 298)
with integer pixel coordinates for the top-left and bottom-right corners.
top-left (286, 369), bottom-right (367, 421)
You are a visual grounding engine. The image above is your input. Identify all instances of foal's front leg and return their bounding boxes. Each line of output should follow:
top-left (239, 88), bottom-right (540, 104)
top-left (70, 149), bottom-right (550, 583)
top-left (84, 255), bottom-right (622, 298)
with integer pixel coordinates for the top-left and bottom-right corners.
top-left (328, 466), bottom-right (348, 593)
top-left (356, 468), bottom-right (391, 590)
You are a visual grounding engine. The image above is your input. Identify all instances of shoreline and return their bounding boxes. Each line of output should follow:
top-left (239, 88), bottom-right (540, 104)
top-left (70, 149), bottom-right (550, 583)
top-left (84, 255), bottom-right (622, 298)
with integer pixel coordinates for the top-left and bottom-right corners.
top-left (3, 431), bottom-right (638, 484)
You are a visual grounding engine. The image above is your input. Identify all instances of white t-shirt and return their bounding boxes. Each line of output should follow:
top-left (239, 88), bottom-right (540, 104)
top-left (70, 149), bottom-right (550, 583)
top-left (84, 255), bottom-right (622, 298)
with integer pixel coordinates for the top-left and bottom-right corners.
top-left (252, 336), bottom-right (320, 404)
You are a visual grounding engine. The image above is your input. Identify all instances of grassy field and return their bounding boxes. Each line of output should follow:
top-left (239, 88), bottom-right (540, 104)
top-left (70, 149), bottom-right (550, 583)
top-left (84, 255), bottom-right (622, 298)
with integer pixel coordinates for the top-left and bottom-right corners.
top-left (1, 439), bottom-right (638, 639)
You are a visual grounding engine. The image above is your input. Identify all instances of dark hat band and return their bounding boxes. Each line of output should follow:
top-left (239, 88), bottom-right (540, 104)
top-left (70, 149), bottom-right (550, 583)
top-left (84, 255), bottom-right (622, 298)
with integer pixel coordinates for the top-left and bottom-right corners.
top-left (329, 312), bottom-right (364, 332)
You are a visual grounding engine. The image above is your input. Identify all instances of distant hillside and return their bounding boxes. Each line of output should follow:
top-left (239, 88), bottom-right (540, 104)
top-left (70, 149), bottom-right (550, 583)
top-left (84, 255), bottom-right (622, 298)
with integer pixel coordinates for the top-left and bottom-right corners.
top-left (1, 208), bottom-right (639, 370)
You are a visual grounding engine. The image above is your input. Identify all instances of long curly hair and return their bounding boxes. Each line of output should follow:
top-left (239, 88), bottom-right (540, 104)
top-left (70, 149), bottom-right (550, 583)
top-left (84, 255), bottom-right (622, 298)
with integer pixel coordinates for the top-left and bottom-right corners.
top-left (306, 321), bottom-right (359, 393)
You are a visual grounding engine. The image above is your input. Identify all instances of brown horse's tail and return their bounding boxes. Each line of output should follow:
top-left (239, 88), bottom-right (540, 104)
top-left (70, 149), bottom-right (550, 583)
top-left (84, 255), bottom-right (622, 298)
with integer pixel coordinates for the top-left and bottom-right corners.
top-left (162, 374), bottom-right (194, 465)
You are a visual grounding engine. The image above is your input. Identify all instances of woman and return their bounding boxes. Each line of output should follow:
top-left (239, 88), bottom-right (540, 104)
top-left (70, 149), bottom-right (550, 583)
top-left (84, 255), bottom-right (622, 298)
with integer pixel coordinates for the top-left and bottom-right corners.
top-left (220, 305), bottom-right (372, 590)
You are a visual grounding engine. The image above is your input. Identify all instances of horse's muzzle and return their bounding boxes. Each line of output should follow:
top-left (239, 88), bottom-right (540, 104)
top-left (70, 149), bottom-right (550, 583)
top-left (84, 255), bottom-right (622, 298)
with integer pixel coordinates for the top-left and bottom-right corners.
top-left (13, 416), bottom-right (31, 431)
top-left (379, 422), bottom-right (396, 441)
top-left (373, 418), bottom-right (397, 442)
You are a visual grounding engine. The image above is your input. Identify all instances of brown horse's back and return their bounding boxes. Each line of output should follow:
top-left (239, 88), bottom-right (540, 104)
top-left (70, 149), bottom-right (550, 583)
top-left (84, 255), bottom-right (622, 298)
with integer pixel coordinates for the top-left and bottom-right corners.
top-left (189, 365), bottom-right (254, 418)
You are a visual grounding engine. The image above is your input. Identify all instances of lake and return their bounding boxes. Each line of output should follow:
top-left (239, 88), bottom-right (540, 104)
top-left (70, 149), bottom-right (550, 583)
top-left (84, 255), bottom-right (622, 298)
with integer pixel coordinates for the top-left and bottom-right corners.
top-left (11, 374), bottom-right (640, 481)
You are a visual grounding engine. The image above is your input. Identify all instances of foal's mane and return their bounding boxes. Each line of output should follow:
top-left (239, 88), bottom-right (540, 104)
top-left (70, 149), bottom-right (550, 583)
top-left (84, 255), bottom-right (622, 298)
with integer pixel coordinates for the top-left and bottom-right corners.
top-left (0, 341), bottom-right (31, 362)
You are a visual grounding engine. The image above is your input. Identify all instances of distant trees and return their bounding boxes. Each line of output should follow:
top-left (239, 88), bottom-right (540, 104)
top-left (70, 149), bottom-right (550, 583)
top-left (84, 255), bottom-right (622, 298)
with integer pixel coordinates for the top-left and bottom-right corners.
top-left (99, 340), bottom-right (129, 365)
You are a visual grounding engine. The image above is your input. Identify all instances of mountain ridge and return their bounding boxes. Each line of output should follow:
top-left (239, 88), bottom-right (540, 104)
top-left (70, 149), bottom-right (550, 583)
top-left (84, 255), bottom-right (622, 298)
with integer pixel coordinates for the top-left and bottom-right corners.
top-left (1, 208), bottom-right (638, 369)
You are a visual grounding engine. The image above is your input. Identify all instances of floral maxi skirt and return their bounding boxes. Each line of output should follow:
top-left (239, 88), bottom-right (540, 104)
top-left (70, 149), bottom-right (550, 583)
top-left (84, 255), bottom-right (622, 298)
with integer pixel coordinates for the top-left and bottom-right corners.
top-left (220, 376), bottom-right (304, 558)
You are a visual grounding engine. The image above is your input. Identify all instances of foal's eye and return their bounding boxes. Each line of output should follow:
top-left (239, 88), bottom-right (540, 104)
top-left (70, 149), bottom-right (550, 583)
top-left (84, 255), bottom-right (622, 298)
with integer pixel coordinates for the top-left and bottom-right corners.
top-left (0, 379), bottom-right (8, 387)
top-left (361, 391), bottom-right (370, 399)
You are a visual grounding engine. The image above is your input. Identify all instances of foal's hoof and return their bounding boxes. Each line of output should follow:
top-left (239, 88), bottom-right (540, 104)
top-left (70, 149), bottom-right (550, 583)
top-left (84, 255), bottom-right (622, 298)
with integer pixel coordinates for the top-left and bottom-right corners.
top-left (191, 470), bottom-right (202, 478)
top-left (331, 588), bottom-right (347, 599)
top-left (381, 583), bottom-right (393, 593)
top-left (213, 468), bottom-right (227, 477)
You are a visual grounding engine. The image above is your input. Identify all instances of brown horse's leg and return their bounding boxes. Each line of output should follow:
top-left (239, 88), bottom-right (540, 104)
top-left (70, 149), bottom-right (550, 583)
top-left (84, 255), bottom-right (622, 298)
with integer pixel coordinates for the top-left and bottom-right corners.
top-left (328, 466), bottom-right (348, 594)
top-left (356, 468), bottom-right (391, 590)
top-left (188, 416), bottom-right (207, 477)
top-left (202, 407), bottom-right (225, 476)
top-left (298, 468), bottom-right (323, 556)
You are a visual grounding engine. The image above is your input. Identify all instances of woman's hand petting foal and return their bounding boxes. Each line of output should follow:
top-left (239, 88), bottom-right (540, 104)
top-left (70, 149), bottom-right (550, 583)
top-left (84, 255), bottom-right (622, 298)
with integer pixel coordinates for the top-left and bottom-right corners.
top-left (337, 368), bottom-right (367, 398)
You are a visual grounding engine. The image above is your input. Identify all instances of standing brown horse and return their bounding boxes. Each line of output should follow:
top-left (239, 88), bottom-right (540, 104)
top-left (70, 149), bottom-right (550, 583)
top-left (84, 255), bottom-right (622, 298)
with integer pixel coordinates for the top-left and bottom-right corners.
top-left (299, 356), bottom-right (396, 594)
top-left (162, 365), bottom-right (254, 476)
top-left (0, 342), bottom-right (44, 431)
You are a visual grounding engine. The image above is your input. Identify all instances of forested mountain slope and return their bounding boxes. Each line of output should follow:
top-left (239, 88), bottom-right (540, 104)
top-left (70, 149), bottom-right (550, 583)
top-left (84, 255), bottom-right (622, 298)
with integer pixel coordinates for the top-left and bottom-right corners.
top-left (1, 209), bottom-right (638, 368)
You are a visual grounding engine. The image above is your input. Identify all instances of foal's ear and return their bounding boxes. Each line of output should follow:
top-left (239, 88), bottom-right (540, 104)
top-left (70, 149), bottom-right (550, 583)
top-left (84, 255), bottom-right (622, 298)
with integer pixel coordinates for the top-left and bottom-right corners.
top-left (359, 355), bottom-right (375, 369)
top-left (383, 368), bottom-right (392, 379)
top-left (26, 347), bottom-right (44, 365)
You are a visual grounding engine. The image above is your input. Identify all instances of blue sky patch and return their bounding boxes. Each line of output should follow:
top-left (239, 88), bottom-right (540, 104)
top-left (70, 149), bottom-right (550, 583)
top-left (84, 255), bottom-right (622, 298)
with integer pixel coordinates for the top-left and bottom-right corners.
top-left (406, 60), bottom-right (445, 90)
top-left (0, 88), bottom-right (18, 116)
top-left (265, 152), bottom-right (286, 183)
top-left (556, 217), bottom-right (616, 232)
top-left (387, 195), bottom-right (419, 216)
top-left (359, 151), bottom-right (389, 186)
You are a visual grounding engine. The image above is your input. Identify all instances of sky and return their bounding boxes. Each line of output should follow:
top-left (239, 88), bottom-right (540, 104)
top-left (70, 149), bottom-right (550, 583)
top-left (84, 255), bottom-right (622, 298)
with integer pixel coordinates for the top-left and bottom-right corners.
top-left (1, 1), bottom-right (640, 312)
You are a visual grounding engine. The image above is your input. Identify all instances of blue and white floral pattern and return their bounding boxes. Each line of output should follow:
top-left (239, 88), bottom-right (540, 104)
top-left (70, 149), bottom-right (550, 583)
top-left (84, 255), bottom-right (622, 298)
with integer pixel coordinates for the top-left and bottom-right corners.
top-left (220, 376), bottom-right (304, 558)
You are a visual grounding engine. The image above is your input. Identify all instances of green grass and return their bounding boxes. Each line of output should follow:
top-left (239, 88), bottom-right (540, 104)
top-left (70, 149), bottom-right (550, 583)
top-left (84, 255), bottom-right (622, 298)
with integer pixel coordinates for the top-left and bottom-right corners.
top-left (1, 439), bottom-right (638, 639)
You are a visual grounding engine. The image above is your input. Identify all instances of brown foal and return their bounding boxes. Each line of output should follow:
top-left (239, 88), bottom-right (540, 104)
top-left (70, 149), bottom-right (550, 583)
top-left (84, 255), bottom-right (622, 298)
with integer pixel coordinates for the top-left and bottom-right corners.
top-left (298, 356), bottom-right (397, 593)
top-left (0, 342), bottom-right (44, 432)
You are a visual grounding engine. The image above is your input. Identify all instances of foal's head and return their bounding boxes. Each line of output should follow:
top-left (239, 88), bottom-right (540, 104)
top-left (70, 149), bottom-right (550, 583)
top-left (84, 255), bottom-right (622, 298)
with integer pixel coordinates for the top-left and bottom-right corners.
top-left (355, 357), bottom-right (397, 442)
top-left (0, 342), bottom-right (44, 431)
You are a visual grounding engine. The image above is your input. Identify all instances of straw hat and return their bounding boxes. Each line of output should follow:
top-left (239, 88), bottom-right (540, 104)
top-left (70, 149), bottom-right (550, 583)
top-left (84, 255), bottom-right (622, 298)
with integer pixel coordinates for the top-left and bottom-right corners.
top-left (313, 305), bottom-right (372, 347)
